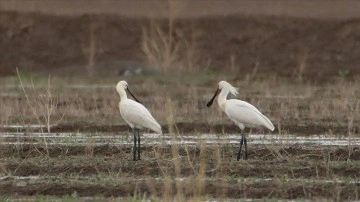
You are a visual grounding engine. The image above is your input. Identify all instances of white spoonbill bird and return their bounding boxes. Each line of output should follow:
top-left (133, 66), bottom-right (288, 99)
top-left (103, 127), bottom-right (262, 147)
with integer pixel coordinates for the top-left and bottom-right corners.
top-left (116, 81), bottom-right (162, 161)
top-left (206, 81), bottom-right (275, 160)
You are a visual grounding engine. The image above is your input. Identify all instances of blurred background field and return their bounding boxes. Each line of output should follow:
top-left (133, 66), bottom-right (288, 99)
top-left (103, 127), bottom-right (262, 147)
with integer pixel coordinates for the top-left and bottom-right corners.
top-left (0, 0), bottom-right (360, 81)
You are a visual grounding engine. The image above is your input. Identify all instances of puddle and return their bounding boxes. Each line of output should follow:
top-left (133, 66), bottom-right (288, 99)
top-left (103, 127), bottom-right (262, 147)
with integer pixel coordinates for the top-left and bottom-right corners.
top-left (233, 177), bottom-right (360, 185)
top-left (0, 175), bottom-right (42, 180)
top-left (0, 92), bottom-right (21, 97)
top-left (1, 175), bottom-right (358, 185)
top-left (0, 132), bottom-right (359, 146)
top-left (1, 124), bottom-right (48, 129)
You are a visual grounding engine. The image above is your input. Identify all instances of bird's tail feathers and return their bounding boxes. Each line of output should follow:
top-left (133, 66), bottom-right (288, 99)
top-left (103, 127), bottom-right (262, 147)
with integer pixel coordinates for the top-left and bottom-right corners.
top-left (151, 123), bottom-right (162, 134)
top-left (262, 115), bottom-right (275, 131)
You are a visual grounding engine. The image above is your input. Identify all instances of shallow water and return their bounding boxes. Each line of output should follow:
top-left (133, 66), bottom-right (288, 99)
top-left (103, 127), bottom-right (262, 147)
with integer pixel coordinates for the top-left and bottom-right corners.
top-left (0, 132), bottom-right (359, 146)
top-left (1, 124), bottom-right (48, 129)
top-left (1, 175), bottom-right (358, 185)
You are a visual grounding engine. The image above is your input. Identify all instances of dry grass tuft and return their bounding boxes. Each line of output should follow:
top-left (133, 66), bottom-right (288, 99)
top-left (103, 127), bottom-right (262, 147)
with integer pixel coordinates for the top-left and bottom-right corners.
top-left (141, 1), bottom-right (202, 72)
top-left (16, 69), bottom-right (65, 133)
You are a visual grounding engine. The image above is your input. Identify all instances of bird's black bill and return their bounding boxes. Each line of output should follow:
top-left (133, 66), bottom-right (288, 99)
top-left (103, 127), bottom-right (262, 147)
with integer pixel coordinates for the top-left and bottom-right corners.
top-left (206, 88), bottom-right (220, 107)
top-left (127, 88), bottom-right (141, 103)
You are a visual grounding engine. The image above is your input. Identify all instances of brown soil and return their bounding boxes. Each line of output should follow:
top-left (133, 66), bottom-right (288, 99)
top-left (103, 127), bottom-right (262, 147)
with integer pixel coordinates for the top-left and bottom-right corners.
top-left (1, 10), bottom-right (360, 81)
top-left (1, 180), bottom-right (359, 200)
top-left (2, 1), bottom-right (360, 19)
top-left (3, 145), bottom-right (360, 176)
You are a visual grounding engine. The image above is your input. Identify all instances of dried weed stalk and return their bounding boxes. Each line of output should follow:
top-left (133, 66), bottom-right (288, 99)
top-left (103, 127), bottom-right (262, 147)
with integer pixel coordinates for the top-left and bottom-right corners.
top-left (141, 1), bottom-right (201, 72)
top-left (17, 68), bottom-right (65, 133)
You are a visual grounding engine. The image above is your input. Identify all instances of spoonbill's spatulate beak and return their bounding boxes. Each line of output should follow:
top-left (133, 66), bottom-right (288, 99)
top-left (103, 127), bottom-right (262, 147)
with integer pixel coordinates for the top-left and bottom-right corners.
top-left (126, 88), bottom-right (141, 103)
top-left (206, 88), bottom-right (220, 107)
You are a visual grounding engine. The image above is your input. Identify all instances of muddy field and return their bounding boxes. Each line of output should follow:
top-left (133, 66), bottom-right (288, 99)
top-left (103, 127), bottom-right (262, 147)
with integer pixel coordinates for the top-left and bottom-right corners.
top-left (1, 130), bottom-right (360, 200)
top-left (0, 76), bottom-right (359, 200)
top-left (1, 1), bottom-right (360, 201)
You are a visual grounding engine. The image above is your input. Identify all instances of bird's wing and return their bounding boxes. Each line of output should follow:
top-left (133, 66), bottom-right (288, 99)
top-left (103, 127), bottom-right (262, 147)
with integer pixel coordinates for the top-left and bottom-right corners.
top-left (225, 99), bottom-right (274, 131)
top-left (120, 99), bottom-right (162, 133)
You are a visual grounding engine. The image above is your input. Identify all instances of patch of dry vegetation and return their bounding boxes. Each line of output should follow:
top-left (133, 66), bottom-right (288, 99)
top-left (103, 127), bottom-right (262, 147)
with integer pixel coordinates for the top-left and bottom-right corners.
top-left (141, 1), bottom-right (203, 72)
top-left (0, 72), bottom-right (359, 135)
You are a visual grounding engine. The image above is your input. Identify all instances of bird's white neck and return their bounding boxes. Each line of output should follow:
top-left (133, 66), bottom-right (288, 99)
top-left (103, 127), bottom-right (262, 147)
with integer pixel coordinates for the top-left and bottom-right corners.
top-left (217, 88), bottom-right (229, 110)
top-left (118, 88), bottom-right (128, 100)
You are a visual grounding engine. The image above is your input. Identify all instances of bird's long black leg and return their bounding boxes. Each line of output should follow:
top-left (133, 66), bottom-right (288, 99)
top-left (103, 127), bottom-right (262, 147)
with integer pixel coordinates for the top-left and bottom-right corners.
top-left (237, 131), bottom-right (244, 161)
top-left (244, 134), bottom-right (248, 160)
top-left (133, 129), bottom-right (137, 161)
top-left (137, 129), bottom-right (141, 160)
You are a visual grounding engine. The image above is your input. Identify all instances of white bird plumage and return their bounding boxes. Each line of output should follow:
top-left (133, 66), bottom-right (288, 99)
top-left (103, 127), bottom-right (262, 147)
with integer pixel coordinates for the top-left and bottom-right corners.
top-left (116, 80), bottom-right (162, 161)
top-left (207, 81), bottom-right (275, 160)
